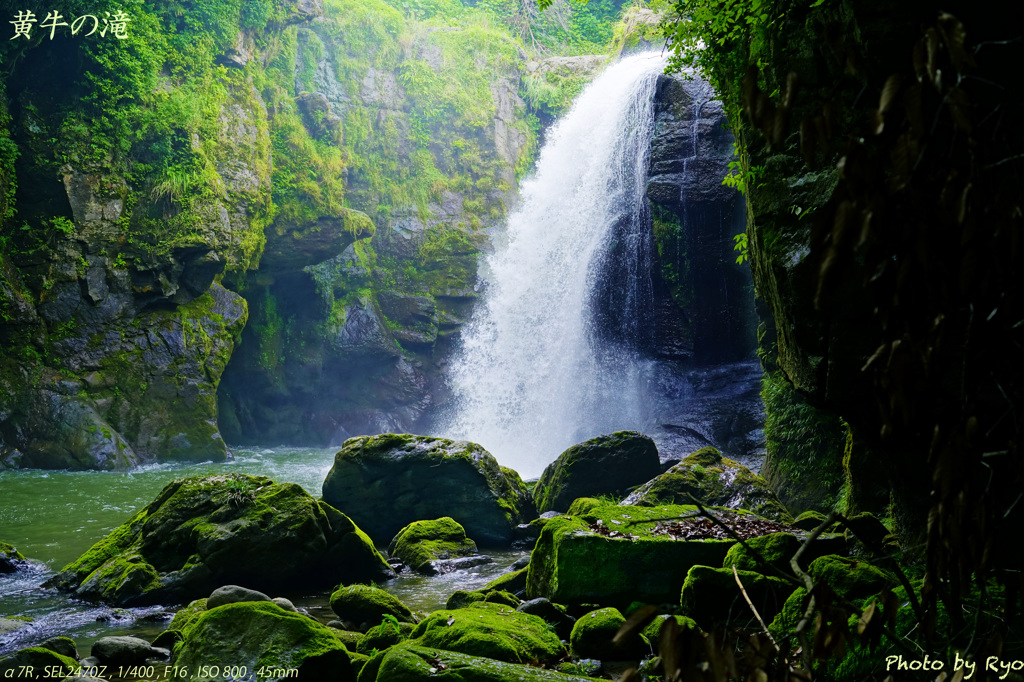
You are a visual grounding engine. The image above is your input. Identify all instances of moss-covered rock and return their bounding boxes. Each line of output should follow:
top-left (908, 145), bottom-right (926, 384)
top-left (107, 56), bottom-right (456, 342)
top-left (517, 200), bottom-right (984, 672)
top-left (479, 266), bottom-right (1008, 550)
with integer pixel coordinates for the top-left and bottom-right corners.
top-left (680, 566), bottom-right (794, 629)
top-left (373, 644), bottom-right (603, 682)
top-left (517, 598), bottom-right (576, 639)
top-left (792, 510), bottom-right (829, 531)
top-left (769, 555), bottom-right (896, 637)
top-left (330, 584), bottom-right (416, 628)
top-left (805, 555), bottom-right (894, 601)
top-left (322, 434), bottom-right (535, 545)
top-left (332, 629), bottom-right (365, 650)
top-left (566, 498), bottom-right (603, 516)
top-left (533, 432), bottom-right (661, 513)
top-left (722, 532), bottom-right (847, 574)
top-left (483, 567), bottom-right (528, 594)
top-left (0, 618), bottom-right (31, 636)
top-left (641, 614), bottom-right (699, 642)
top-left (570, 607), bottom-right (649, 660)
top-left (621, 447), bottom-right (793, 523)
top-left (406, 601), bottom-right (564, 664)
top-left (526, 504), bottom-right (737, 606)
top-left (355, 619), bottom-right (415, 655)
top-left (38, 637), bottom-right (77, 661)
top-left (47, 474), bottom-right (393, 605)
top-left (0, 541), bottom-right (26, 572)
top-left (0, 647), bottom-right (80, 680)
top-left (388, 518), bottom-right (478, 574)
top-left (174, 601), bottom-right (354, 681)
top-left (167, 598), bottom-right (208, 633)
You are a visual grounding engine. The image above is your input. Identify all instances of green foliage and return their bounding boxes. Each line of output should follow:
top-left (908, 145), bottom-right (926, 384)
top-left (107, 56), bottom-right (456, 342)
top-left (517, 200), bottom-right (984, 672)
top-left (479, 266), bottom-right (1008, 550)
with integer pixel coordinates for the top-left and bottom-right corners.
top-left (521, 68), bottom-right (592, 118)
top-left (732, 232), bottom-right (748, 264)
top-left (487, 0), bottom-right (623, 55)
top-left (662, 0), bottom-right (777, 105)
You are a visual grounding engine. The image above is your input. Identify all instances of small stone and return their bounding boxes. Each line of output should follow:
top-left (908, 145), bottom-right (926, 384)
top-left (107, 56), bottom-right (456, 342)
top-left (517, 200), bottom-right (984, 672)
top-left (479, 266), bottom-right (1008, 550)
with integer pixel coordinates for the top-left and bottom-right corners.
top-left (272, 597), bottom-right (297, 612)
top-left (208, 585), bottom-right (272, 609)
top-left (40, 636), bottom-right (78, 660)
top-left (91, 636), bottom-right (167, 666)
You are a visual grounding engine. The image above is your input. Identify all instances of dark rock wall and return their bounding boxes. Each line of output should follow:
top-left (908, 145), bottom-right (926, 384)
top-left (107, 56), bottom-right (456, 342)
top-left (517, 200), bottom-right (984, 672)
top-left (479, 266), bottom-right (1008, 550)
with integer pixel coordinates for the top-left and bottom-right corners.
top-left (646, 74), bottom-right (756, 365)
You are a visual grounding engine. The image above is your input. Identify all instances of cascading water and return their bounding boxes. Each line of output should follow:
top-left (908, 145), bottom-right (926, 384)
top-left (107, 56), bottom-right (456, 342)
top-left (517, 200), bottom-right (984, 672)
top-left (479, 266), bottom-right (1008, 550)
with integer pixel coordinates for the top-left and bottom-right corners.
top-left (437, 53), bottom-right (667, 478)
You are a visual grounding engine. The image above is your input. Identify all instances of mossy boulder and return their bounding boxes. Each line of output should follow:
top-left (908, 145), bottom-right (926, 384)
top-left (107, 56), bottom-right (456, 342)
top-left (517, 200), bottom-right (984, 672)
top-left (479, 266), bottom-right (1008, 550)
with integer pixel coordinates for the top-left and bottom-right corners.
top-left (533, 432), bottom-right (661, 513)
top-left (356, 620), bottom-right (415, 655)
top-left (174, 601), bottom-right (354, 681)
top-left (388, 518), bottom-right (478, 574)
top-left (566, 498), bottom-right (603, 516)
top-left (38, 637), bottom-right (78, 660)
top-left (517, 598), bottom-right (576, 638)
top-left (0, 618), bottom-right (31, 636)
top-left (373, 644), bottom-right (603, 682)
top-left (322, 435), bottom-right (535, 545)
top-left (621, 447), bottom-right (793, 523)
top-left (407, 601), bottom-right (565, 664)
top-left (805, 555), bottom-right (894, 600)
top-left (0, 647), bottom-right (80, 680)
top-left (47, 474), bottom-right (393, 605)
top-left (792, 510), bottom-right (830, 531)
top-left (722, 532), bottom-right (847, 574)
top-left (570, 607), bottom-right (649, 660)
top-left (330, 584), bottom-right (416, 628)
top-left (770, 555), bottom-right (895, 637)
top-left (679, 566), bottom-right (795, 628)
top-left (641, 614), bottom-right (699, 641)
top-left (526, 504), bottom-right (737, 606)
top-left (0, 542), bottom-right (26, 572)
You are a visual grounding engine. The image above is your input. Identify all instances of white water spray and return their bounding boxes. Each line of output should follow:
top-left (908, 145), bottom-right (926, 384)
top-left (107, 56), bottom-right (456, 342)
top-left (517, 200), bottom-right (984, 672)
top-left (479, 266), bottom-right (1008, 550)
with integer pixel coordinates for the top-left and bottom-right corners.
top-left (438, 53), bottom-right (667, 478)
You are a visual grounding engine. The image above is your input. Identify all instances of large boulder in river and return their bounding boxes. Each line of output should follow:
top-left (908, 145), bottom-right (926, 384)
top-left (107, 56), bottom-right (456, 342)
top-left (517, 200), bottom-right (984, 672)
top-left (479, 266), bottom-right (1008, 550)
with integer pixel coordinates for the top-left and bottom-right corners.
top-left (621, 447), bottom-right (793, 523)
top-left (322, 434), bottom-right (535, 545)
top-left (388, 518), bottom-right (479, 574)
top-left (174, 601), bottom-right (354, 681)
top-left (533, 431), bottom-right (661, 513)
top-left (47, 474), bottom-right (393, 605)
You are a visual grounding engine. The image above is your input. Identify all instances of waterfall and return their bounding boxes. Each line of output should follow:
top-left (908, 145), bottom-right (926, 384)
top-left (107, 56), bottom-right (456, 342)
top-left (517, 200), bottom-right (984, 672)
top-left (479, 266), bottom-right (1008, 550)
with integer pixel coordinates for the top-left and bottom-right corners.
top-left (437, 53), bottom-right (667, 478)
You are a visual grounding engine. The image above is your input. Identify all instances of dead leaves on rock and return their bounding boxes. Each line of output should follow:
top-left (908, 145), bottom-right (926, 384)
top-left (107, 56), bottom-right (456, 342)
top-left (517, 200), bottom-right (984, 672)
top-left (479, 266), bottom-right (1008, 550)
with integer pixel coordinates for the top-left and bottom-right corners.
top-left (587, 518), bottom-right (636, 539)
top-left (650, 513), bottom-right (798, 541)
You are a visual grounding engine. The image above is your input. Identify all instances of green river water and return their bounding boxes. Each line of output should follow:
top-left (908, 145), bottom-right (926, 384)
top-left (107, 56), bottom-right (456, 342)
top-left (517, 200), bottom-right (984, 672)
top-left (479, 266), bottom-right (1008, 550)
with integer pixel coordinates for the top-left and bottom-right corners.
top-left (0, 447), bottom-right (526, 657)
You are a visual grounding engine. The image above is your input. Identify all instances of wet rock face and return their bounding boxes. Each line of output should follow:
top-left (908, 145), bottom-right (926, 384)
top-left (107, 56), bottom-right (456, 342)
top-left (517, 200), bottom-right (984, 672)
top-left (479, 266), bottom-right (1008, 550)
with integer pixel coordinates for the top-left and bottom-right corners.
top-left (645, 73), bottom-right (757, 365)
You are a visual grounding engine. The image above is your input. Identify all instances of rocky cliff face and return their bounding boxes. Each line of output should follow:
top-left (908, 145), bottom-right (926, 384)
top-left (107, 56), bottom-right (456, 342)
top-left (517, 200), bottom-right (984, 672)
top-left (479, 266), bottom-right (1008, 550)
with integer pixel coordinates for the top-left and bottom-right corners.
top-left (0, 8), bottom-right (280, 467)
top-left (216, 0), bottom-right (538, 446)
